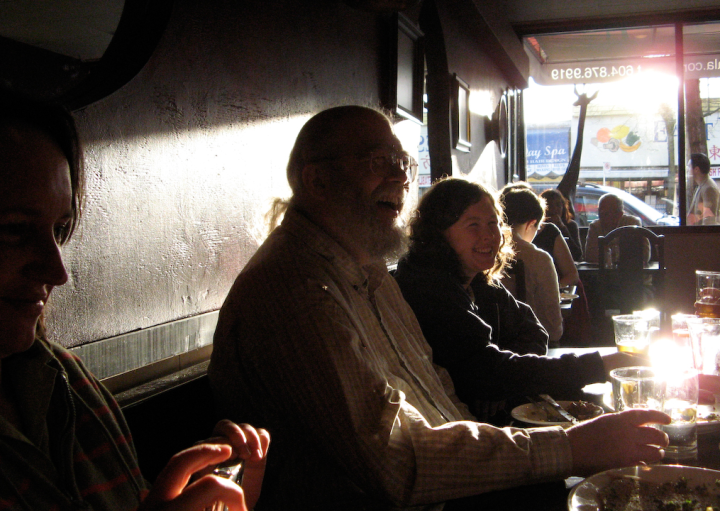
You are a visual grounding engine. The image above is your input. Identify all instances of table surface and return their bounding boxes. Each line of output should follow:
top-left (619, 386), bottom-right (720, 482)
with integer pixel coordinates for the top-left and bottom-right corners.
top-left (463, 346), bottom-right (720, 511)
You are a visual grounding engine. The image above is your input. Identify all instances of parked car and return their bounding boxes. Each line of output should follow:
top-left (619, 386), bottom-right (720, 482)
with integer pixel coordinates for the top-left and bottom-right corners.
top-left (570, 184), bottom-right (679, 227)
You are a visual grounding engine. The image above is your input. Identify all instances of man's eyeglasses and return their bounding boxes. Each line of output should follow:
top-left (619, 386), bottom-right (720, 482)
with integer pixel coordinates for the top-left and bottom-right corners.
top-left (366, 150), bottom-right (418, 183)
top-left (310, 150), bottom-right (419, 183)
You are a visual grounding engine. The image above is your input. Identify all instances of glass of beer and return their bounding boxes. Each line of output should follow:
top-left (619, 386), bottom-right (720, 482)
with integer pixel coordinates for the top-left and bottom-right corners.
top-left (613, 314), bottom-right (651, 355)
top-left (671, 313), bottom-right (697, 346)
top-left (695, 270), bottom-right (720, 318)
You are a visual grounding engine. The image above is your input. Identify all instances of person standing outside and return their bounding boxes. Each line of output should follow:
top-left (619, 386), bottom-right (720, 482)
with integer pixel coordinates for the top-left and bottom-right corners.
top-left (209, 105), bottom-right (669, 510)
top-left (687, 152), bottom-right (720, 225)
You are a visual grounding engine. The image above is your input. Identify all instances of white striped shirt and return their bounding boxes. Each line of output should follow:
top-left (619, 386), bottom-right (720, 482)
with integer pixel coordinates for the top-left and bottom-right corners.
top-left (209, 207), bottom-right (573, 510)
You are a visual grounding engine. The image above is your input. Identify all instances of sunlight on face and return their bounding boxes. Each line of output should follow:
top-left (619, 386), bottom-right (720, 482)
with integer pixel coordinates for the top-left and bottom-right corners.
top-left (443, 196), bottom-right (501, 284)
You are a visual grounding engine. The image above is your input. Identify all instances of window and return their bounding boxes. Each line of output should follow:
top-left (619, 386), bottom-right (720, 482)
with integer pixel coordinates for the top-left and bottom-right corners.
top-left (523, 22), bottom-right (720, 227)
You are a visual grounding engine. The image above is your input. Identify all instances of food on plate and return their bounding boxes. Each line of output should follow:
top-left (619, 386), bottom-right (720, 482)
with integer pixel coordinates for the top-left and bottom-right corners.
top-left (600, 475), bottom-right (720, 511)
top-left (565, 400), bottom-right (603, 421)
top-left (516, 400), bottom-right (603, 424)
top-left (701, 412), bottom-right (720, 423)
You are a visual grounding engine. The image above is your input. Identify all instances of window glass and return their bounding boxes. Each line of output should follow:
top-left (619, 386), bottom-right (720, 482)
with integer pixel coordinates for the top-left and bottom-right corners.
top-left (523, 23), bottom-right (720, 227)
top-left (524, 75), bottom-right (680, 227)
top-left (683, 22), bottom-right (720, 226)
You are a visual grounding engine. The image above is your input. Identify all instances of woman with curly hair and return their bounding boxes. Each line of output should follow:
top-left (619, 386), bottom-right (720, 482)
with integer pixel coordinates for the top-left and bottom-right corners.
top-left (394, 177), bottom-right (626, 423)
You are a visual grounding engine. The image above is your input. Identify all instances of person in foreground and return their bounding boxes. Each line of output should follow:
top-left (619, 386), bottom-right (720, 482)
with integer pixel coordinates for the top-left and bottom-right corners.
top-left (209, 105), bottom-right (670, 511)
top-left (394, 177), bottom-right (640, 423)
top-left (0, 90), bottom-right (269, 511)
top-left (584, 193), bottom-right (649, 264)
top-left (687, 152), bottom-right (720, 225)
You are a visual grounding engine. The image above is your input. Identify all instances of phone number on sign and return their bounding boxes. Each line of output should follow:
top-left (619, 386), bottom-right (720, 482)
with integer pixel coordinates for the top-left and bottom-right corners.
top-left (550, 65), bottom-right (638, 81)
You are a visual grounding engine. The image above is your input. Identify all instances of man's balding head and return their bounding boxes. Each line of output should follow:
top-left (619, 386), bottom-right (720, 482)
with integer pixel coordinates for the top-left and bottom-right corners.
top-left (284, 105), bottom-right (408, 263)
top-left (598, 193), bottom-right (624, 231)
top-left (286, 106), bottom-right (395, 201)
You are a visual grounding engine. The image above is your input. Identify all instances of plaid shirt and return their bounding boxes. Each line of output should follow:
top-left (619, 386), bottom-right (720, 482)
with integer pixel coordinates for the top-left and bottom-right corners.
top-left (209, 207), bottom-right (573, 510)
top-left (0, 340), bottom-right (147, 510)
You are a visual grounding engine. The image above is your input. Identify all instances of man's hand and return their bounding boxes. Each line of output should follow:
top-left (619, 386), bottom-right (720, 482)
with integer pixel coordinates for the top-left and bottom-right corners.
top-left (566, 409), bottom-right (670, 476)
top-left (139, 421), bottom-right (270, 511)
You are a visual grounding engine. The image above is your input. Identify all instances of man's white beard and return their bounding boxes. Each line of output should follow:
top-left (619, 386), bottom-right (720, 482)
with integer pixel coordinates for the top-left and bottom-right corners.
top-left (330, 176), bottom-right (408, 261)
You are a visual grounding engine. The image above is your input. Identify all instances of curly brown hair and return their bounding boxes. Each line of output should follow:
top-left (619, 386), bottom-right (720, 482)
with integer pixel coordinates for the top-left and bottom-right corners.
top-left (405, 177), bottom-right (514, 285)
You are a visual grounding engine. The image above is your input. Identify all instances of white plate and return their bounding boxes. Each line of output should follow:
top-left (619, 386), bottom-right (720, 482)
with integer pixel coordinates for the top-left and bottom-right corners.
top-left (602, 390), bottom-right (720, 433)
top-left (511, 401), bottom-right (603, 427)
top-left (567, 464), bottom-right (720, 510)
top-left (561, 293), bottom-right (580, 301)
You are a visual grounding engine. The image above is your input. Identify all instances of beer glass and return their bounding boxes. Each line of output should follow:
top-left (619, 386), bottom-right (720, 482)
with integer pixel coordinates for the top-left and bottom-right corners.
top-left (695, 270), bottom-right (720, 318)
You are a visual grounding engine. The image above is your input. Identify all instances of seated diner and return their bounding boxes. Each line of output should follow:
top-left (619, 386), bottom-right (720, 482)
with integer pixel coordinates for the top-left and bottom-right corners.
top-left (0, 89), bottom-right (270, 511)
top-left (499, 183), bottom-right (565, 344)
top-left (394, 177), bottom-right (645, 423)
top-left (209, 106), bottom-right (672, 510)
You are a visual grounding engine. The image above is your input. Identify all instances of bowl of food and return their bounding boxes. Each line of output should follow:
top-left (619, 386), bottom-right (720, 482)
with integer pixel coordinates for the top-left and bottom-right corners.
top-left (568, 464), bottom-right (720, 510)
top-left (511, 400), bottom-right (604, 427)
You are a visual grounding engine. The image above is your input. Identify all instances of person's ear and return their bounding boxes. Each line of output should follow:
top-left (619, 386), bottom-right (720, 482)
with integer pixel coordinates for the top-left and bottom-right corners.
top-left (301, 163), bottom-right (329, 201)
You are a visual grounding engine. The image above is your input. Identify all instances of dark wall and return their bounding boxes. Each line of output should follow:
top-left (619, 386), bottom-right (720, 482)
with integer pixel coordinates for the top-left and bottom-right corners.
top-left (48, 0), bottom-right (386, 346)
top-left (46, 0), bottom-right (527, 350)
top-left (425, 0), bottom-right (519, 188)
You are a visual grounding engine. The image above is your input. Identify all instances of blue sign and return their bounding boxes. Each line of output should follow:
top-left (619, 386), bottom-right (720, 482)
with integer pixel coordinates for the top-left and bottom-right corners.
top-left (527, 128), bottom-right (570, 166)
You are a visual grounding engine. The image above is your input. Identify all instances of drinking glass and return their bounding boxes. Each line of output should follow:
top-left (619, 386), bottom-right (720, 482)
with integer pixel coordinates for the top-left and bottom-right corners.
top-left (687, 317), bottom-right (720, 412)
top-left (660, 368), bottom-right (699, 460)
top-left (205, 460), bottom-right (245, 511)
top-left (671, 313), bottom-right (698, 360)
top-left (695, 270), bottom-right (720, 318)
top-left (687, 317), bottom-right (720, 376)
top-left (613, 314), bottom-right (651, 356)
top-left (610, 367), bottom-right (664, 412)
top-left (604, 244), bottom-right (619, 269)
top-left (634, 308), bottom-right (661, 330)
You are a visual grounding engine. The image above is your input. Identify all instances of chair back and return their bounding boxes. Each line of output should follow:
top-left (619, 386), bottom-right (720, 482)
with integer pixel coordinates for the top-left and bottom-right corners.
top-left (596, 225), bottom-right (665, 316)
top-left (598, 225), bottom-right (665, 271)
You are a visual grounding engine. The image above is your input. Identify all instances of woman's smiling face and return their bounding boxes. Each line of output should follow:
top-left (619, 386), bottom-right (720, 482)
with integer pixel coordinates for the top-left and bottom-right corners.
top-left (443, 195), bottom-right (502, 284)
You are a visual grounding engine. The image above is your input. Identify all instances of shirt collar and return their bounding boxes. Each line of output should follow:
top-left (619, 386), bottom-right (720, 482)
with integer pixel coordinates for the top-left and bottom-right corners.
top-left (280, 206), bottom-right (388, 291)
